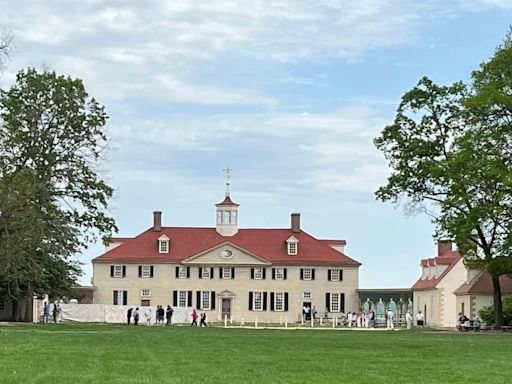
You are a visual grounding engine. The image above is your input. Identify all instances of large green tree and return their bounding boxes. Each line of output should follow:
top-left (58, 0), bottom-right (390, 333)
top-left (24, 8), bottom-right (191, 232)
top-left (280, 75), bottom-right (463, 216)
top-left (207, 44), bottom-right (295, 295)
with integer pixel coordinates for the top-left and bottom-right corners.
top-left (374, 34), bottom-right (512, 327)
top-left (0, 68), bottom-right (116, 320)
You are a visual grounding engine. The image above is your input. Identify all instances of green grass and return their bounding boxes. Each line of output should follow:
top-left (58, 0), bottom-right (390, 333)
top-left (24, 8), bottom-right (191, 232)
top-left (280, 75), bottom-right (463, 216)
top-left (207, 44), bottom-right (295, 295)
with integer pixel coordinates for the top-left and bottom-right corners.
top-left (0, 324), bottom-right (511, 383)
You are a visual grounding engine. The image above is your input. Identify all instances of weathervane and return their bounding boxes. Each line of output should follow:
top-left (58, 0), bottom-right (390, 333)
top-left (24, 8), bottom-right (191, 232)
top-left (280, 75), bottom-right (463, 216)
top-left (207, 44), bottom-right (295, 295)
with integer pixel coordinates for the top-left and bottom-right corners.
top-left (223, 166), bottom-right (232, 196)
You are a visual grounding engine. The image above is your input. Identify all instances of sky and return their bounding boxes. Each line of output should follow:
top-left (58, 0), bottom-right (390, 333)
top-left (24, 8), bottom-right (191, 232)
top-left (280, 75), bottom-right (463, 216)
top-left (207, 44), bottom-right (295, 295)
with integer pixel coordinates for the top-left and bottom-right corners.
top-left (1, 0), bottom-right (512, 288)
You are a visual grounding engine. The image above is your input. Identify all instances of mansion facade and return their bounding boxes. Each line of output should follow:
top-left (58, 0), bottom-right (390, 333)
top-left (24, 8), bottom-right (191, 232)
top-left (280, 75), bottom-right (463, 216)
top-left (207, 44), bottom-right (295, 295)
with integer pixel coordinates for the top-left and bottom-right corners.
top-left (92, 191), bottom-right (361, 322)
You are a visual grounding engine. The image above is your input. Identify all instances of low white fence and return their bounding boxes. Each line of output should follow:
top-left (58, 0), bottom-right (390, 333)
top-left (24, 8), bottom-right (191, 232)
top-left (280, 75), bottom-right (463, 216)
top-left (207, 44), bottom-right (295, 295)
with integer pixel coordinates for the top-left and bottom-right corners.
top-left (59, 304), bottom-right (193, 324)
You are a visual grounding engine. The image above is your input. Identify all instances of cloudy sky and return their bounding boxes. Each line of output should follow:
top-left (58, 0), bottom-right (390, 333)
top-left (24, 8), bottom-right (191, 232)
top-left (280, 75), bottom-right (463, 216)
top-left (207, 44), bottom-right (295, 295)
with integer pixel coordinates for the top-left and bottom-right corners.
top-left (1, 1), bottom-right (511, 288)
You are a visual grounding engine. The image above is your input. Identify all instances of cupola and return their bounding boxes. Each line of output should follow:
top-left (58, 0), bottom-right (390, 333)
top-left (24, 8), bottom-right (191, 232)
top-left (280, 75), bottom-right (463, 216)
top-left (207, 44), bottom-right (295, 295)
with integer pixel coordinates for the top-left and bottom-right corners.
top-left (215, 167), bottom-right (239, 236)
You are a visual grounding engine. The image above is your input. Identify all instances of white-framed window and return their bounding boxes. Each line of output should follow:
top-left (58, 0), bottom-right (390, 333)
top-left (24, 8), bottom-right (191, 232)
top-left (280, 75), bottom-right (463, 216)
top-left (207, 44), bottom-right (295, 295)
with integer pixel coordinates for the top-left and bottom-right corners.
top-left (330, 293), bottom-right (340, 312)
top-left (274, 292), bottom-right (284, 311)
top-left (141, 265), bottom-right (151, 278)
top-left (288, 242), bottom-right (297, 255)
top-left (223, 268), bottom-right (232, 279)
top-left (114, 265), bottom-right (123, 278)
top-left (331, 269), bottom-right (340, 281)
top-left (141, 289), bottom-right (150, 297)
top-left (223, 211), bottom-right (231, 223)
top-left (253, 291), bottom-right (263, 311)
top-left (303, 268), bottom-right (312, 280)
top-left (159, 240), bottom-right (168, 253)
top-left (201, 268), bottom-right (210, 279)
top-left (275, 268), bottom-right (284, 280)
top-left (178, 291), bottom-right (188, 307)
top-left (303, 292), bottom-right (311, 300)
top-left (114, 290), bottom-right (126, 305)
top-left (178, 266), bottom-right (187, 279)
top-left (202, 291), bottom-right (211, 310)
top-left (254, 267), bottom-right (263, 279)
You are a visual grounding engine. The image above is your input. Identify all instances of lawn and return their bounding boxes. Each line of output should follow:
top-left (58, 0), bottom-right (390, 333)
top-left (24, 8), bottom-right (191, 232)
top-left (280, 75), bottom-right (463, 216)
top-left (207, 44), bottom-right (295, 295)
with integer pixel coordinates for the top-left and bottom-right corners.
top-left (0, 324), bottom-right (510, 384)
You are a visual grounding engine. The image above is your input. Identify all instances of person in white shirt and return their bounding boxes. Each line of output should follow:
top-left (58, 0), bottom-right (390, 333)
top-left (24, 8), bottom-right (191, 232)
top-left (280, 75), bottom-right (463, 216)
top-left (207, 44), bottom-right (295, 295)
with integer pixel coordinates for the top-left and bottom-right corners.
top-left (416, 311), bottom-right (424, 327)
top-left (386, 310), bottom-right (395, 330)
top-left (405, 311), bottom-right (412, 330)
top-left (144, 308), bottom-right (152, 326)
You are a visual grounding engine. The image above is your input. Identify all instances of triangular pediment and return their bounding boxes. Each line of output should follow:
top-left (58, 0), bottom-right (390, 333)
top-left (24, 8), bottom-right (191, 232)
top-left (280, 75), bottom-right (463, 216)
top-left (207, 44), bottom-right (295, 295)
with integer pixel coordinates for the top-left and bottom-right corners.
top-left (286, 235), bottom-right (299, 243)
top-left (182, 242), bottom-right (271, 266)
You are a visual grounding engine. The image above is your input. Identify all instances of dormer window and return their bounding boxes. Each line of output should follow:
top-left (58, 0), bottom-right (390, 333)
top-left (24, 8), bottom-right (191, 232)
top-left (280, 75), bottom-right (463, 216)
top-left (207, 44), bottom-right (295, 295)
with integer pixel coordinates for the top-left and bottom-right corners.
top-left (286, 236), bottom-right (299, 255)
top-left (158, 235), bottom-right (170, 254)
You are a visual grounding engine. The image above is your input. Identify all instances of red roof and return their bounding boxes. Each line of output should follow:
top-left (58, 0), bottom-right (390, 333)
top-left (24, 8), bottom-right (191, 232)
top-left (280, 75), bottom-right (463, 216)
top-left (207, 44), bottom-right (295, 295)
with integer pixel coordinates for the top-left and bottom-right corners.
top-left (454, 272), bottom-right (512, 295)
top-left (215, 195), bottom-right (239, 207)
top-left (412, 251), bottom-right (461, 290)
top-left (320, 239), bottom-right (347, 245)
top-left (94, 227), bottom-right (360, 266)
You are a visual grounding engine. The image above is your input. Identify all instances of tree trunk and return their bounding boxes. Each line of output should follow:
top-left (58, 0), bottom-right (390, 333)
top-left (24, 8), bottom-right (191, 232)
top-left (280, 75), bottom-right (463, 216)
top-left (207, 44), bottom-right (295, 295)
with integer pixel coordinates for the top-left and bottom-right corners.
top-left (492, 275), bottom-right (503, 328)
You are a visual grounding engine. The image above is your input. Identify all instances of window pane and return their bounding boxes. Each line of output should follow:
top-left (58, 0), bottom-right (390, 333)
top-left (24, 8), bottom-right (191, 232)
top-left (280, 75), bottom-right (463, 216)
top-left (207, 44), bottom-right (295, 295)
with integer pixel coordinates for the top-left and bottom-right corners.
top-left (303, 268), bottom-right (311, 280)
top-left (223, 268), bottom-right (232, 279)
top-left (254, 291), bottom-right (262, 311)
top-left (331, 293), bottom-right (340, 312)
top-left (142, 265), bottom-right (151, 277)
top-left (275, 292), bottom-right (284, 311)
top-left (178, 291), bottom-right (187, 307)
top-left (202, 268), bottom-right (210, 278)
top-left (254, 268), bottom-right (262, 279)
top-left (179, 267), bottom-right (187, 278)
top-left (331, 269), bottom-right (339, 281)
top-left (114, 265), bottom-right (123, 277)
top-left (276, 268), bottom-right (284, 279)
top-left (202, 291), bottom-right (211, 310)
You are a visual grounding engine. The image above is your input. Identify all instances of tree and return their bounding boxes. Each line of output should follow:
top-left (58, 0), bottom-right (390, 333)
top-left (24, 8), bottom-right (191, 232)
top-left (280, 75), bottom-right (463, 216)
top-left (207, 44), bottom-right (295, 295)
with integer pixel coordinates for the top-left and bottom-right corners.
top-left (0, 29), bottom-right (13, 71)
top-left (374, 33), bottom-right (512, 327)
top-left (0, 68), bottom-right (116, 320)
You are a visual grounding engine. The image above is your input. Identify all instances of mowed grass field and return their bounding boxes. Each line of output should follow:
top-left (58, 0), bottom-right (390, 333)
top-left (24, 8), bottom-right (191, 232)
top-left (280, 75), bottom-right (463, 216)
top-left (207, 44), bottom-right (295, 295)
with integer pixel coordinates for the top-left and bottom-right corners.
top-left (0, 324), bottom-right (511, 384)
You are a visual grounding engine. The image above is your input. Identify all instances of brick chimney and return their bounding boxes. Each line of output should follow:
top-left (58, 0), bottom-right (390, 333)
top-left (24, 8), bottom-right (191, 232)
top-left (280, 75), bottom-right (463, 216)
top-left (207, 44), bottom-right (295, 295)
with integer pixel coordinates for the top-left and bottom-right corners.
top-left (437, 239), bottom-right (452, 256)
top-left (291, 213), bottom-right (301, 233)
top-left (153, 211), bottom-right (162, 232)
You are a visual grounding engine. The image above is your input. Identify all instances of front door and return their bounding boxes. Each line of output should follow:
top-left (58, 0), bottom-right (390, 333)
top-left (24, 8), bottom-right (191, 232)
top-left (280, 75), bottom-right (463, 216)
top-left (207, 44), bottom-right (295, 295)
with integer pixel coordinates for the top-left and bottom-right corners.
top-left (222, 299), bottom-right (231, 320)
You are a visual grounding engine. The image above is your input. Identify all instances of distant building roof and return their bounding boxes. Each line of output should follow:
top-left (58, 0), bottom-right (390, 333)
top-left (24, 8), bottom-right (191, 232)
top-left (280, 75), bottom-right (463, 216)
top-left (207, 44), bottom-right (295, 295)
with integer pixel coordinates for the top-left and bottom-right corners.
top-left (454, 272), bottom-right (512, 295)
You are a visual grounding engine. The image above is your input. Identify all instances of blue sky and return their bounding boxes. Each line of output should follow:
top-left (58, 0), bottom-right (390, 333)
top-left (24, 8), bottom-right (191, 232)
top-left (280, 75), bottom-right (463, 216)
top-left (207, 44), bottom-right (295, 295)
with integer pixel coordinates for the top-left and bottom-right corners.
top-left (1, 1), bottom-right (511, 288)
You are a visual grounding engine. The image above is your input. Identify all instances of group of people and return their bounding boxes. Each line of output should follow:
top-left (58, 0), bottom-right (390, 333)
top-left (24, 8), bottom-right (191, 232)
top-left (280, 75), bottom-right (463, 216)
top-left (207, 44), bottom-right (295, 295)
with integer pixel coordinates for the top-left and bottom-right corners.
top-left (126, 306), bottom-right (208, 326)
top-left (42, 301), bottom-right (61, 323)
top-left (127, 305), bottom-right (174, 326)
top-left (302, 305), bottom-right (317, 321)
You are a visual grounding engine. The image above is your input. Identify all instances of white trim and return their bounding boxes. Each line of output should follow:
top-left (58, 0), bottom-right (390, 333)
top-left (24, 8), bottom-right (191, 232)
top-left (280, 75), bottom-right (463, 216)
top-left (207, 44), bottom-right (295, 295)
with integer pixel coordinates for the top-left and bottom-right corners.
top-left (223, 267), bottom-right (232, 279)
top-left (201, 291), bottom-right (211, 310)
top-left (253, 267), bottom-right (263, 279)
top-left (159, 240), bottom-right (169, 253)
top-left (141, 265), bottom-right (151, 278)
top-left (330, 269), bottom-right (340, 281)
top-left (274, 292), bottom-right (285, 312)
top-left (275, 267), bottom-right (284, 280)
top-left (303, 268), bottom-right (312, 280)
top-left (113, 265), bottom-right (123, 278)
top-left (141, 289), bottom-right (150, 297)
top-left (178, 291), bottom-right (188, 307)
top-left (178, 266), bottom-right (187, 279)
top-left (330, 293), bottom-right (341, 312)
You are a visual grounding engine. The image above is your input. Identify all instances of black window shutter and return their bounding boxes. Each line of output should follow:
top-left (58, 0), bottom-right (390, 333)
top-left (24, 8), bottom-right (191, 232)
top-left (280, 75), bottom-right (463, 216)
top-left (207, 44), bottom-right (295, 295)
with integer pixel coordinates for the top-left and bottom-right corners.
top-left (110, 265), bottom-right (114, 277)
top-left (263, 292), bottom-right (267, 311)
top-left (284, 293), bottom-right (289, 311)
top-left (211, 292), bottom-right (216, 310)
top-left (272, 268), bottom-right (276, 279)
top-left (122, 265), bottom-right (126, 277)
top-left (210, 267), bottom-right (214, 279)
top-left (300, 268), bottom-right (304, 280)
top-left (270, 292), bottom-right (275, 311)
top-left (113, 290), bottom-right (118, 305)
top-left (187, 291), bottom-right (192, 307)
top-left (219, 267), bottom-right (224, 279)
top-left (262, 268), bottom-right (266, 279)
top-left (231, 267), bottom-right (235, 279)
top-left (340, 293), bottom-right (345, 313)
top-left (325, 293), bottom-right (330, 312)
top-left (340, 269), bottom-right (343, 281)
top-left (199, 267), bottom-right (203, 279)
top-left (328, 269), bottom-right (332, 281)
top-left (249, 292), bottom-right (253, 310)
top-left (284, 268), bottom-right (287, 280)
top-left (251, 268), bottom-right (254, 279)
top-left (123, 291), bottom-right (127, 305)
top-left (312, 269), bottom-right (316, 280)
top-left (173, 291), bottom-right (177, 307)
top-left (175, 267), bottom-right (179, 278)
top-left (196, 291), bottom-right (202, 310)
top-left (138, 266), bottom-right (142, 277)
top-left (186, 267), bottom-right (190, 278)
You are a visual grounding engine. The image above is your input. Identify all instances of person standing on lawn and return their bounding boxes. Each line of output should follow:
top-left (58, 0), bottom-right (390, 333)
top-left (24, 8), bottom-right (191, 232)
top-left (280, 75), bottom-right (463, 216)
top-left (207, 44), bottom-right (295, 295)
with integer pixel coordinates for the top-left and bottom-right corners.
top-left (166, 305), bottom-right (174, 325)
top-left (43, 302), bottom-right (50, 323)
top-left (191, 309), bottom-right (199, 326)
top-left (133, 307), bottom-right (140, 325)
top-left (416, 311), bottom-right (424, 327)
top-left (200, 311), bottom-right (207, 327)
top-left (406, 311), bottom-right (412, 330)
top-left (127, 307), bottom-right (133, 325)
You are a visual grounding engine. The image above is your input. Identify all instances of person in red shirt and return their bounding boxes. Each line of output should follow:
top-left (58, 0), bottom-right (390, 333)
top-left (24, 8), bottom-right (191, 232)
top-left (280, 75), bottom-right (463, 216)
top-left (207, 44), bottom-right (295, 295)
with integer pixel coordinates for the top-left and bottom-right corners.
top-left (191, 309), bottom-right (198, 326)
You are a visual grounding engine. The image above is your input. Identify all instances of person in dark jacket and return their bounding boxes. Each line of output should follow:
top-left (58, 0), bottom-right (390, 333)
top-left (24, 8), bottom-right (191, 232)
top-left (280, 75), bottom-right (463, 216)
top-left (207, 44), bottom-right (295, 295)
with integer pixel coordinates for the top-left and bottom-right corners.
top-left (133, 307), bottom-right (140, 325)
top-left (166, 305), bottom-right (174, 325)
top-left (127, 307), bottom-right (133, 325)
